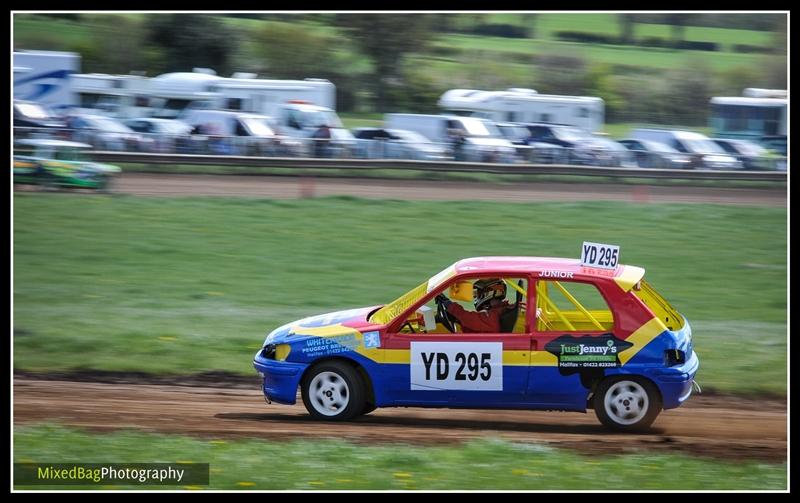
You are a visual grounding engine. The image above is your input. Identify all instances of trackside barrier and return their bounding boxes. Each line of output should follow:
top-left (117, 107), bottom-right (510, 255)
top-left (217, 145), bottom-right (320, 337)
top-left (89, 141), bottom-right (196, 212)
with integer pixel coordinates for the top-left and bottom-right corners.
top-left (88, 152), bottom-right (787, 182)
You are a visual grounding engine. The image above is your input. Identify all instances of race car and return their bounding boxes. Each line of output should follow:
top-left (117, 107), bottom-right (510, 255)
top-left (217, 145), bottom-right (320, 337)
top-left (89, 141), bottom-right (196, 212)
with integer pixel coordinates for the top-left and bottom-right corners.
top-left (253, 243), bottom-right (699, 431)
top-left (13, 139), bottom-right (121, 191)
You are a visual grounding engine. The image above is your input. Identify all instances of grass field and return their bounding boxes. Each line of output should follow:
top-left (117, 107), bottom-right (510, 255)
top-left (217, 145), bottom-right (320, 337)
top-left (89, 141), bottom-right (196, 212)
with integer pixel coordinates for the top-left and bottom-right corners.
top-left (432, 35), bottom-right (764, 72)
top-left (14, 14), bottom-right (776, 75)
top-left (489, 13), bottom-right (774, 47)
top-left (13, 195), bottom-right (786, 395)
top-left (13, 425), bottom-right (787, 490)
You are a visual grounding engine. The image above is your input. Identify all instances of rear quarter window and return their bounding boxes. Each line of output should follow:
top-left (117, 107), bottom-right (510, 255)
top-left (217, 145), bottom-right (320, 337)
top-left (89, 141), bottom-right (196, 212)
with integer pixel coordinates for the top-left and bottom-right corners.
top-left (632, 280), bottom-right (684, 331)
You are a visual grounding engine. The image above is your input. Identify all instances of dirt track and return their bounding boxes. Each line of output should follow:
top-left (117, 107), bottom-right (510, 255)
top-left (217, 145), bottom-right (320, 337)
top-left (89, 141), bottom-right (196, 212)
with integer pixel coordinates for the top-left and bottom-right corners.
top-left (14, 378), bottom-right (786, 462)
top-left (111, 173), bottom-right (786, 206)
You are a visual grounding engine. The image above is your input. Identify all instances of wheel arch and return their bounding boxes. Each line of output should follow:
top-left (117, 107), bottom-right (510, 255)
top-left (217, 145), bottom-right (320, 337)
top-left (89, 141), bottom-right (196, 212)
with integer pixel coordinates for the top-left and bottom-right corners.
top-left (586, 372), bottom-right (663, 410)
top-left (299, 356), bottom-right (375, 407)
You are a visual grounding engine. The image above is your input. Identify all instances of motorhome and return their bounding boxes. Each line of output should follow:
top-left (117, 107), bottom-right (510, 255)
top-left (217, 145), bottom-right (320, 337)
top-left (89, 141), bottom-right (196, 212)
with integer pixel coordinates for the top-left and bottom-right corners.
top-left (70, 73), bottom-right (151, 119)
top-left (148, 68), bottom-right (336, 119)
top-left (438, 88), bottom-right (605, 132)
top-left (710, 89), bottom-right (787, 143)
top-left (13, 50), bottom-right (80, 113)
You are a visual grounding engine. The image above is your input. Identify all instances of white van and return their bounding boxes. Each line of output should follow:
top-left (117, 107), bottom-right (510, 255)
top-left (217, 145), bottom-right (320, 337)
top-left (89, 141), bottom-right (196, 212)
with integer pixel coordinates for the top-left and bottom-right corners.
top-left (629, 129), bottom-right (742, 170)
top-left (272, 102), bottom-right (355, 157)
top-left (384, 114), bottom-right (516, 163)
top-left (179, 109), bottom-right (283, 156)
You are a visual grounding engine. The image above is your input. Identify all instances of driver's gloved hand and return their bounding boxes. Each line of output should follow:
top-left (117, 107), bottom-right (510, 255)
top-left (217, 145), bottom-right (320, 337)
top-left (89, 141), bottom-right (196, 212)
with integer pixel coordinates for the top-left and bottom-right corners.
top-left (435, 294), bottom-right (452, 308)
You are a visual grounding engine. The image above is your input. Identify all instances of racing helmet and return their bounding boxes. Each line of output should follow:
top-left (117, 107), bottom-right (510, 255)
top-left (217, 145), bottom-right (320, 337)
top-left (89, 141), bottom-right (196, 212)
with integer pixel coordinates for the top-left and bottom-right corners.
top-left (473, 278), bottom-right (507, 311)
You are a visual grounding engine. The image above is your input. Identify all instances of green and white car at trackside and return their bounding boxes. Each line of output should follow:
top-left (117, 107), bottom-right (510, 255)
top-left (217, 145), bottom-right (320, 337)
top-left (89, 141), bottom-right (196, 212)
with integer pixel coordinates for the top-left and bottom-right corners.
top-left (13, 139), bottom-right (121, 191)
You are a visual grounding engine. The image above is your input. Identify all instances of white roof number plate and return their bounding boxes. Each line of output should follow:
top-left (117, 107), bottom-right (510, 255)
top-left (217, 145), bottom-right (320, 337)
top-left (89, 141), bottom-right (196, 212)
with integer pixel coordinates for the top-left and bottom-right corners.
top-left (581, 242), bottom-right (620, 270)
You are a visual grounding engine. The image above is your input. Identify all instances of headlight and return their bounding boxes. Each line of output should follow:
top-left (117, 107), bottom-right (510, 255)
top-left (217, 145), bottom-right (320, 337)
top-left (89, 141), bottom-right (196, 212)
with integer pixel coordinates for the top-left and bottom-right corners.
top-left (259, 343), bottom-right (291, 361)
top-left (261, 344), bottom-right (276, 359)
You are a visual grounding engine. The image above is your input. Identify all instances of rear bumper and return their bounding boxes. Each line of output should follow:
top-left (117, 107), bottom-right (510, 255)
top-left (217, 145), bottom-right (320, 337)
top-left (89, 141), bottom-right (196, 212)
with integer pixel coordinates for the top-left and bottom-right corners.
top-left (253, 353), bottom-right (308, 405)
top-left (645, 350), bottom-right (700, 409)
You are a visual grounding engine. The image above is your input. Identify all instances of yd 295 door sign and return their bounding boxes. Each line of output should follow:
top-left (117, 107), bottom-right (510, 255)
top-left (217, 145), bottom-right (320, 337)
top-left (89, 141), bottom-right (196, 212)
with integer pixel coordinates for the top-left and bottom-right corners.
top-left (410, 342), bottom-right (503, 391)
top-left (581, 241), bottom-right (620, 270)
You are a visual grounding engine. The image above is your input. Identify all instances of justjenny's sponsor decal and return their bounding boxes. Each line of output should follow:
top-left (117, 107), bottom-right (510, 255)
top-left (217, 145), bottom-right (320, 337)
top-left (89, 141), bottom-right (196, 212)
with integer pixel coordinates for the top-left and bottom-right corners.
top-left (545, 334), bottom-right (633, 369)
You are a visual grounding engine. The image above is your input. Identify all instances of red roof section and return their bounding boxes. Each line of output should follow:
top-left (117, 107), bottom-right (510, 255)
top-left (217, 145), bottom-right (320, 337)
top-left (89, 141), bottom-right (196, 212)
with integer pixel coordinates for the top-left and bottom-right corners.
top-left (452, 257), bottom-right (645, 291)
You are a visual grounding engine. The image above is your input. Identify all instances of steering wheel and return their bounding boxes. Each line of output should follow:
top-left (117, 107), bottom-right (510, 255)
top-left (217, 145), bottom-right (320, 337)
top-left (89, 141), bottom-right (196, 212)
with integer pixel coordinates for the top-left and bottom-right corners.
top-left (434, 296), bottom-right (458, 333)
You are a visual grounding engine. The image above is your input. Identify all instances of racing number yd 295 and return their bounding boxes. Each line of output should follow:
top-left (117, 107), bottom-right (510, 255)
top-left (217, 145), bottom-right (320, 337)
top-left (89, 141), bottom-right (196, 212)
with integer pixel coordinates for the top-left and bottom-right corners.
top-left (456, 352), bottom-right (491, 381)
top-left (421, 352), bottom-right (491, 381)
top-left (581, 242), bottom-right (620, 269)
top-left (598, 247), bottom-right (618, 268)
top-left (411, 341), bottom-right (503, 391)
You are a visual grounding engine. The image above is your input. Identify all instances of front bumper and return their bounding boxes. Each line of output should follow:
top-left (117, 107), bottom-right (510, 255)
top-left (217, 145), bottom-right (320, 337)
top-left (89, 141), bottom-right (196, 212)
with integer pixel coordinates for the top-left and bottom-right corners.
top-left (253, 352), bottom-right (309, 405)
top-left (644, 350), bottom-right (700, 409)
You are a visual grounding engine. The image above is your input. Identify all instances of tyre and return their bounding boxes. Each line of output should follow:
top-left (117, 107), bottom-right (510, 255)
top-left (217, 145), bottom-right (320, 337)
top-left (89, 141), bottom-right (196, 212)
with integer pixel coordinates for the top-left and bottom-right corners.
top-left (593, 376), bottom-right (662, 431)
top-left (361, 402), bottom-right (377, 416)
top-left (301, 361), bottom-right (365, 421)
top-left (96, 175), bottom-right (114, 194)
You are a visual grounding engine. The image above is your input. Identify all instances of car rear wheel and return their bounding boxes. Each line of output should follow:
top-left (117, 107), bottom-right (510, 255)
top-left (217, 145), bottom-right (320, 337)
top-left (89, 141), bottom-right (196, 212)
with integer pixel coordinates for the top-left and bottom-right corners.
top-left (593, 376), bottom-right (662, 431)
top-left (96, 175), bottom-right (114, 194)
top-left (301, 361), bottom-right (365, 421)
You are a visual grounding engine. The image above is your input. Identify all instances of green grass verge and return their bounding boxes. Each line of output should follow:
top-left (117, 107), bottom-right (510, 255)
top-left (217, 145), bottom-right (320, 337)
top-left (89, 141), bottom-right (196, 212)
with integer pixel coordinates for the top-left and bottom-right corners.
top-left (13, 425), bottom-right (787, 490)
top-left (13, 195), bottom-right (786, 395)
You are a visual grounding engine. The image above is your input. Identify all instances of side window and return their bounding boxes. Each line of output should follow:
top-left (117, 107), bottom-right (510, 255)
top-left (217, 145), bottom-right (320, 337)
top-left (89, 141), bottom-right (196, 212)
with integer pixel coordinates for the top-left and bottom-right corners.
top-left (717, 142), bottom-right (736, 154)
top-left (235, 119), bottom-right (249, 136)
top-left (397, 277), bottom-right (528, 335)
top-left (535, 280), bottom-right (614, 332)
top-left (671, 139), bottom-right (688, 153)
top-left (287, 110), bottom-right (302, 129)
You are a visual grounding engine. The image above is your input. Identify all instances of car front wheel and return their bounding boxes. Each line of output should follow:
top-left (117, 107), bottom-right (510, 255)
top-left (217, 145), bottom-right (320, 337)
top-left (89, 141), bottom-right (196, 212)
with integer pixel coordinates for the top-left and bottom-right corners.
top-left (593, 376), bottom-right (662, 431)
top-left (301, 361), bottom-right (365, 421)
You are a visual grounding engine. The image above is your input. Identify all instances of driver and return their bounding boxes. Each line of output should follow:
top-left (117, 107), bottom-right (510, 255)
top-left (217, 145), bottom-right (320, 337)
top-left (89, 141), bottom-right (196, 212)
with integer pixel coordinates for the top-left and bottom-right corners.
top-left (435, 278), bottom-right (510, 333)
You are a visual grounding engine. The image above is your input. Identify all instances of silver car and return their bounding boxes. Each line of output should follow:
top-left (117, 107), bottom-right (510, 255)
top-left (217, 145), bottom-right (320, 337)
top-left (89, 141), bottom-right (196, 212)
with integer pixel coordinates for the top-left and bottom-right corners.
top-left (352, 128), bottom-right (448, 161)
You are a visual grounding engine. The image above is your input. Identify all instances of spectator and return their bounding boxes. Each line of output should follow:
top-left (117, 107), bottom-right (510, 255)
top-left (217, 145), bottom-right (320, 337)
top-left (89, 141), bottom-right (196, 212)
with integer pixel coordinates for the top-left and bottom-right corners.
top-left (312, 124), bottom-right (332, 158)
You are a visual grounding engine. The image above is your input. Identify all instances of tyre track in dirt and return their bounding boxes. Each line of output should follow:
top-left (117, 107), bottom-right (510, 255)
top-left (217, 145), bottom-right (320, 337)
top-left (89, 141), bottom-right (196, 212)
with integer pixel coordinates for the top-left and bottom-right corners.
top-left (14, 378), bottom-right (786, 463)
top-left (110, 173), bottom-right (786, 206)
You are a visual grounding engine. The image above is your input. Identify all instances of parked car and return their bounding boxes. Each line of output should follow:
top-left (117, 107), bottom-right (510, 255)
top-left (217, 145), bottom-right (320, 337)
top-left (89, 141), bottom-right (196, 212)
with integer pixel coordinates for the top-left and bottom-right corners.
top-left (760, 135), bottom-right (787, 171)
top-left (618, 139), bottom-right (692, 169)
top-left (590, 135), bottom-right (638, 168)
top-left (494, 122), bottom-right (566, 164)
top-left (253, 244), bottom-right (699, 431)
top-left (351, 128), bottom-right (448, 160)
top-left (13, 139), bottom-right (121, 191)
top-left (521, 123), bottom-right (612, 166)
top-left (14, 99), bottom-right (65, 130)
top-left (384, 114), bottom-right (517, 163)
top-left (123, 118), bottom-right (193, 153)
top-left (64, 113), bottom-right (153, 152)
top-left (630, 129), bottom-right (742, 170)
top-left (712, 138), bottom-right (774, 170)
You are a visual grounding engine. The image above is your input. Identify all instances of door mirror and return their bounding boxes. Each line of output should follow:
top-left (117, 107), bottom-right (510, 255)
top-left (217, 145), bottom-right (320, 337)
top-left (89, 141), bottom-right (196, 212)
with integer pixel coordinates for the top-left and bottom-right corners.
top-left (419, 305), bottom-right (437, 332)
